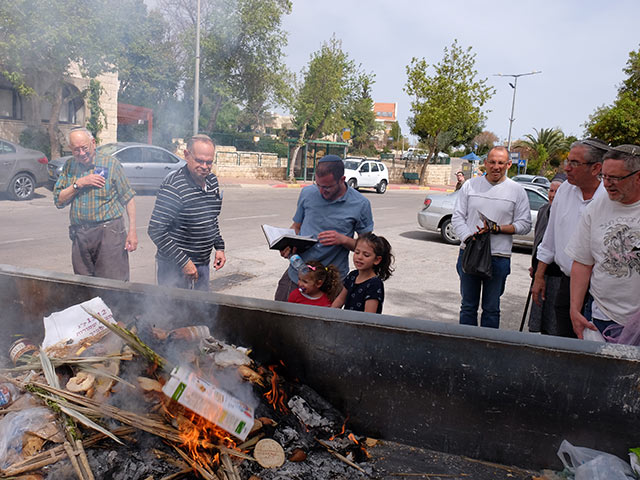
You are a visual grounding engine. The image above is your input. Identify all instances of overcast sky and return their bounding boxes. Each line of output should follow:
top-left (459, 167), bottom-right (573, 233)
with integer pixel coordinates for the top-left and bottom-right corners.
top-left (280, 0), bottom-right (639, 146)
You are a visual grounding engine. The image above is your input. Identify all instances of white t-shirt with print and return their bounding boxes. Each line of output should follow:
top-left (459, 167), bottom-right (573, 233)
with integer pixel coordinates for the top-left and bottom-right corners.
top-left (565, 195), bottom-right (640, 325)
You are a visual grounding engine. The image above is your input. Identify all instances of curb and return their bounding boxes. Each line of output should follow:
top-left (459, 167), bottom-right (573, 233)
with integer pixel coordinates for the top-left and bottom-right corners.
top-left (220, 182), bottom-right (454, 193)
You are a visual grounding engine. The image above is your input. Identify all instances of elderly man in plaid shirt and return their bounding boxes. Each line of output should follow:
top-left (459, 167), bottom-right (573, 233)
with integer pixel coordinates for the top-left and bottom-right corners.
top-left (53, 128), bottom-right (137, 281)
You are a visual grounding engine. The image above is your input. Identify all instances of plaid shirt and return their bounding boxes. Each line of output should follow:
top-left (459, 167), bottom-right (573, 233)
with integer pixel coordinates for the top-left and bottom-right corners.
top-left (53, 150), bottom-right (135, 225)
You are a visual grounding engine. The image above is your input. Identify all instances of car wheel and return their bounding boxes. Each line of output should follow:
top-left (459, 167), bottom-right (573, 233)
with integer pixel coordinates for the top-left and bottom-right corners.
top-left (440, 218), bottom-right (460, 245)
top-left (8, 173), bottom-right (36, 201)
top-left (376, 180), bottom-right (387, 194)
top-left (347, 178), bottom-right (358, 189)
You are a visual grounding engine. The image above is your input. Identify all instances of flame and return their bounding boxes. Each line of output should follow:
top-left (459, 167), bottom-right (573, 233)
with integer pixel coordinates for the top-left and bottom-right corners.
top-left (264, 365), bottom-right (289, 413)
top-left (163, 400), bottom-right (238, 470)
top-left (348, 433), bottom-right (358, 444)
top-left (329, 415), bottom-right (349, 440)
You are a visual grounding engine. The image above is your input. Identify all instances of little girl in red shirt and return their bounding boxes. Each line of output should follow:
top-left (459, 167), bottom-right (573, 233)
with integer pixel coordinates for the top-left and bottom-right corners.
top-left (288, 260), bottom-right (341, 307)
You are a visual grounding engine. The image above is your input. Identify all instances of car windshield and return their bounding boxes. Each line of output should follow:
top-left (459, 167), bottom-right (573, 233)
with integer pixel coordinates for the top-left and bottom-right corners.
top-left (97, 144), bottom-right (121, 156)
top-left (344, 160), bottom-right (360, 170)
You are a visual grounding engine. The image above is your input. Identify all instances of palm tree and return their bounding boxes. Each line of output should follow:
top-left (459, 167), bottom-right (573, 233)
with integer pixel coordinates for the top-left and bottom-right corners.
top-left (521, 128), bottom-right (568, 175)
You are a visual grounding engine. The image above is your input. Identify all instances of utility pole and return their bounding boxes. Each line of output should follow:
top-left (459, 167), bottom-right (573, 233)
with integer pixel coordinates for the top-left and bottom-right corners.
top-left (494, 71), bottom-right (541, 151)
top-left (193, 0), bottom-right (201, 136)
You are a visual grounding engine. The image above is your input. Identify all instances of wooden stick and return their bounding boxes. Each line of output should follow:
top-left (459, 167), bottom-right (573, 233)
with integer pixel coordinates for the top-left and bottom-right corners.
top-left (75, 438), bottom-right (95, 480)
top-left (315, 437), bottom-right (368, 475)
top-left (63, 442), bottom-right (87, 480)
top-left (170, 444), bottom-right (217, 480)
top-left (389, 474), bottom-right (469, 478)
top-left (159, 468), bottom-right (192, 480)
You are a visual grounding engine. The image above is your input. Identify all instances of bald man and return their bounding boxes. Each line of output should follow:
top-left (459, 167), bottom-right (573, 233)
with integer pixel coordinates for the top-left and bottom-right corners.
top-left (53, 128), bottom-right (137, 281)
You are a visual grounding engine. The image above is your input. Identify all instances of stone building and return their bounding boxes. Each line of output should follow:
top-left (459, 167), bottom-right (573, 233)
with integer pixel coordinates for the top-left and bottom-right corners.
top-left (0, 63), bottom-right (118, 150)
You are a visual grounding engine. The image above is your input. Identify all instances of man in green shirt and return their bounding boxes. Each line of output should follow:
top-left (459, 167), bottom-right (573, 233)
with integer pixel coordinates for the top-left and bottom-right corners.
top-left (53, 128), bottom-right (137, 281)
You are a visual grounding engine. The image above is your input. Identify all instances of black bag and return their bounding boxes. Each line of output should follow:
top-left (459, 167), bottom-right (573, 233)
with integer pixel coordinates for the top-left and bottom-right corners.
top-left (461, 231), bottom-right (492, 278)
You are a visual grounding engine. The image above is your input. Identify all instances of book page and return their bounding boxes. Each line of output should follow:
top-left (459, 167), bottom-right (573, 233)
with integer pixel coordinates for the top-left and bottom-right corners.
top-left (261, 224), bottom-right (296, 247)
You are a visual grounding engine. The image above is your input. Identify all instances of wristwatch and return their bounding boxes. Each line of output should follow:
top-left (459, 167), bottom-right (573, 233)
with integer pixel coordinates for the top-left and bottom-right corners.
top-left (72, 183), bottom-right (79, 191)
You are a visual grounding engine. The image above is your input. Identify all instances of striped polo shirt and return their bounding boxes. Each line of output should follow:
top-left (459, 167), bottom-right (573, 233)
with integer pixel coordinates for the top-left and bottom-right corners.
top-left (148, 166), bottom-right (225, 268)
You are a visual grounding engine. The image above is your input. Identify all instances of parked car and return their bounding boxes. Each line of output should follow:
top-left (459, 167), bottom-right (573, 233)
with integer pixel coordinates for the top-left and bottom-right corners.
top-left (0, 139), bottom-right (49, 200)
top-left (49, 143), bottom-right (186, 191)
top-left (511, 174), bottom-right (551, 189)
top-left (343, 157), bottom-right (389, 194)
top-left (417, 184), bottom-right (549, 247)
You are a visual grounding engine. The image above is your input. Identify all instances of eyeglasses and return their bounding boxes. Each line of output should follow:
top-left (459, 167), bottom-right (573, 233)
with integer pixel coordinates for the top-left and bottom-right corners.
top-left (314, 181), bottom-right (339, 191)
top-left (597, 170), bottom-right (640, 184)
top-left (193, 159), bottom-right (214, 166)
top-left (72, 145), bottom-right (91, 155)
top-left (564, 159), bottom-right (596, 168)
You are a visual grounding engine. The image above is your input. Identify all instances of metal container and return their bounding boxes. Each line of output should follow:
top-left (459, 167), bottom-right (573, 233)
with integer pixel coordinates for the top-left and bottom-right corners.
top-left (0, 264), bottom-right (638, 471)
top-left (8, 337), bottom-right (37, 365)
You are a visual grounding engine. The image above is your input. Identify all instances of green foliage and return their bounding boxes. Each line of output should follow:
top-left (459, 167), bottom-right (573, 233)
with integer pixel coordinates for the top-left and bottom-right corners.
top-left (585, 46), bottom-right (640, 145)
top-left (470, 130), bottom-right (498, 155)
top-left (344, 72), bottom-right (379, 152)
top-left (86, 79), bottom-right (106, 143)
top-left (404, 40), bottom-right (494, 184)
top-left (19, 126), bottom-right (51, 159)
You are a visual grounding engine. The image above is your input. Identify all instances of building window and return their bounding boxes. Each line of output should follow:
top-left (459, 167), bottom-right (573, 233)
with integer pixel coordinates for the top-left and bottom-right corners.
top-left (41, 83), bottom-right (84, 124)
top-left (0, 87), bottom-right (22, 120)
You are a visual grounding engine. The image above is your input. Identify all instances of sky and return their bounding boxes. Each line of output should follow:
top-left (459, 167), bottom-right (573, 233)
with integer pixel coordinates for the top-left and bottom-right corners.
top-left (279, 0), bottom-right (640, 146)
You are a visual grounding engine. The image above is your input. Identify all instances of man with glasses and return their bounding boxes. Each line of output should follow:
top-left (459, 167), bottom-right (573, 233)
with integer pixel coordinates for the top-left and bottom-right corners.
top-left (148, 134), bottom-right (225, 291)
top-left (452, 146), bottom-right (532, 328)
top-left (532, 138), bottom-right (609, 337)
top-left (274, 154), bottom-right (373, 301)
top-left (54, 127), bottom-right (137, 281)
top-left (566, 144), bottom-right (640, 339)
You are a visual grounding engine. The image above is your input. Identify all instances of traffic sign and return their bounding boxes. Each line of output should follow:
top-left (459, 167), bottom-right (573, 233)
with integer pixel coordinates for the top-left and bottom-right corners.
top-left (518, 159), bottom-right (526, 168)
top-left (510, 152), bottom-right (520, 161)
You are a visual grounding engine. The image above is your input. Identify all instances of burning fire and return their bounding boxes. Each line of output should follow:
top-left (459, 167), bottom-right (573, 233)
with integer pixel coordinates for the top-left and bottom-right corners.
top-left (264, 365), bottom-right (288, 413)
top-left (163, 400), bottom-right (237, 469)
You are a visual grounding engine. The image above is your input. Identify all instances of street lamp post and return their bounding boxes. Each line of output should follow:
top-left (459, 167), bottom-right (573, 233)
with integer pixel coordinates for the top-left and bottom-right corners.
top-left (494, 71), bottom-right (541, 151)
top-left (193, 0), bottom-right (201, 135)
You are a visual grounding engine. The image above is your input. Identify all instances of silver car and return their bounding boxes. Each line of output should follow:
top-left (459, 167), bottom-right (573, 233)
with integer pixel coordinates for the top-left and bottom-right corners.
top-left (49, 142), bottom-right (186, 191)
top-left (417, 184), bottom-right (548, 247)
top-left (0, 139), bottom-right (49, 200)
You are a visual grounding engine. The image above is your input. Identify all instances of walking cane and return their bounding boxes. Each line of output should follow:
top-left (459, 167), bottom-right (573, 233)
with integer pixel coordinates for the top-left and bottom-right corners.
top-left (519, 277), bottom-right (535, 332)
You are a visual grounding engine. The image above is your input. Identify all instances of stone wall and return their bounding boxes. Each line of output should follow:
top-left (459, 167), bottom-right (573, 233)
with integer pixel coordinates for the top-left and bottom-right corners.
top-left (388, 163), bottom-right (452, 185)
top-left (213, 148), bottom-right (286, 179)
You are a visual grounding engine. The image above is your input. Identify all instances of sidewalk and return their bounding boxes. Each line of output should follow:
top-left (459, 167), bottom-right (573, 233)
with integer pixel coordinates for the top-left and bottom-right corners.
top-left (216, 176), bottom-right (454, 193)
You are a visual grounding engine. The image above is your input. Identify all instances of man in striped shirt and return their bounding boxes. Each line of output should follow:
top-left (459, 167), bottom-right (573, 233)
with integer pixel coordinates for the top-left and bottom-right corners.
top-left (148, 134), bottom-right (226, 291)
top-left (54, 128), bottom-right (137, 281)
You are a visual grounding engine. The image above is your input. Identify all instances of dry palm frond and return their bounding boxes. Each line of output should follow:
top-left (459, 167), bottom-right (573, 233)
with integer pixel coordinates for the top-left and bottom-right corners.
top-left (1, 353), bottom-right (132, 373)
top-left (78, 364), bottom-right (136, 389)
top-left (81, 307), bottom-right (170, 371)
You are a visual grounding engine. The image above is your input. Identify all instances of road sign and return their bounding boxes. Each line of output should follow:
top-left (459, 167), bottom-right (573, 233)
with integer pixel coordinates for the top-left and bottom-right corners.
top-left (510, 152), bottom-right (520, 161)
top-left (342, 128), bottom-right (351, 141)
top-left (518, 159), bottom-right (526, 168)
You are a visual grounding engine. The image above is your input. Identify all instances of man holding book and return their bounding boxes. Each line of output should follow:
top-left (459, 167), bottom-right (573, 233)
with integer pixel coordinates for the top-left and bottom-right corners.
top-left (274, 155), bottom-right (374, 301)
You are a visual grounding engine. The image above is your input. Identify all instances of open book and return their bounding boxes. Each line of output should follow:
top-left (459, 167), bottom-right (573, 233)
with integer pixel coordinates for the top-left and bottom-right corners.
top-left (261, 224), bottom-right (317, 252)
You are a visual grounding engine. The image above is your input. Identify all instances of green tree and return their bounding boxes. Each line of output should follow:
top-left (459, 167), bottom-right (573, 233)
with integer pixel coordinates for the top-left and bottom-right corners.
top-left (471, 130), bottom-right (498, 156)
top-left (344, 72), bottom-right (378, 153)
top-left (520, 127), bottom-right (568, 175)
top-left (0, 0), bottom-right (125, 158)
top-left (404, 40), bottom-right (494, 185)
top-left (161, 0), bottom-right (292, 134)
top-left (289, 37), bottom-right (356, 180)
top-left (585, 47), bottom-right (640, 145)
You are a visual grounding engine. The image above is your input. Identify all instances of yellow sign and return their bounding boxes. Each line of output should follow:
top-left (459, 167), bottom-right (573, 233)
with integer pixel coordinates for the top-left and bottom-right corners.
top-left (342, 129), bottom-right (351, 141)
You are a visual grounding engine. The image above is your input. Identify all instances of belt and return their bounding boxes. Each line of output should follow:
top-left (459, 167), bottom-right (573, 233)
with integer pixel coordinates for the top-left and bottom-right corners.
top-left (73, 217), bottom-right (120, 230)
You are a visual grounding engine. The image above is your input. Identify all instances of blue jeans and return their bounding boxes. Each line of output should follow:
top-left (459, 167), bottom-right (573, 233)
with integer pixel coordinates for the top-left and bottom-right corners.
top-left (156, 257), bottom-right (210, 291)
top-left (456, 250), bottom-right (511, 328)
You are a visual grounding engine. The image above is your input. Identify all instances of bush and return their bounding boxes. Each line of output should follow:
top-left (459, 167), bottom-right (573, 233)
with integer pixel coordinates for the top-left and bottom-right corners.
top-left (19, 127), bottom-right (51, 159)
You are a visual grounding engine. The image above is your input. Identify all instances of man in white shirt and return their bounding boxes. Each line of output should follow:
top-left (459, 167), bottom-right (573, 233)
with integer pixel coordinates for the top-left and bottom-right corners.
top-left (452, 146), bottom-right (531, 328)
top-left (566, 145), bottom-right (640, 338)
top-left (532, 139), bottom-right (609, 337)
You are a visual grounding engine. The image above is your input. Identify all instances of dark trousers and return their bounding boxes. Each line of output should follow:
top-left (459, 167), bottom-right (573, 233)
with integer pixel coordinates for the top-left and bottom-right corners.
top-left (275, 269), bottom-right (297, 302)
top-left (71, 217), bottom-right (129, 281)
top-left (553, 274), bottom-right (592, 338)
top-left (156, 257), bottom-right (210, 291)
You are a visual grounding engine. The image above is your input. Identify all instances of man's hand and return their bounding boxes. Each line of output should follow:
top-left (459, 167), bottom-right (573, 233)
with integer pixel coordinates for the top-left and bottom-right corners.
top-left (77, 173), bottom-right (106, 189)
top-left (125, 230), bottom-right (138, 252)
top-left (213, 250), bottom-right (226, 270)
top-left (570, 309), bottom-right (597, 339)
top-left (318, 230), bottom-right (347, 246)
top-left (182, 260), bottom-right (198, 280)
top-left (531, 276), bottom-right (546, 306)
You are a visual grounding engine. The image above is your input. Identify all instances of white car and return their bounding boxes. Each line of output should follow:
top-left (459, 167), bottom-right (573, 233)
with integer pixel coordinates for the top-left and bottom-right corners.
top-left (343, 157), bottom-right (389, 194)
top-left (417, 184), bottom-right (549, 247)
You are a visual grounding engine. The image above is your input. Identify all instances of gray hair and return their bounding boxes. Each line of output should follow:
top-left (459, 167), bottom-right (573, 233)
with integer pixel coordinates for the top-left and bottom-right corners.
top-left (187, 134), bottom-right (215, 151)
top-left (67, 127), bottom-right (94, 145)
top-left (603, 145), bottom-right (640, 172)
top-left (570, 138), bottom-right (610, 164)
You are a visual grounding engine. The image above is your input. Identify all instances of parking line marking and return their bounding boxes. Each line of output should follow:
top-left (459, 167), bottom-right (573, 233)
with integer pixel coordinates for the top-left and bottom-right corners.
top-left (0, 238), bottom-right (36, 245)
top-left (224, 214), bottom-right (279, 221)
